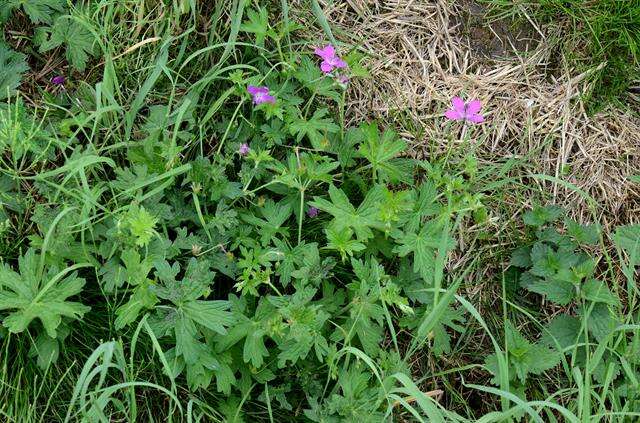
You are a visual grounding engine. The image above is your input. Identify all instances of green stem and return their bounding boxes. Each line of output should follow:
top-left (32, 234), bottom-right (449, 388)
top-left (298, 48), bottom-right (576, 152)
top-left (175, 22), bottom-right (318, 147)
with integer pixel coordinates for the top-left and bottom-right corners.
top-left (298, 188), bottom-right (304, 245)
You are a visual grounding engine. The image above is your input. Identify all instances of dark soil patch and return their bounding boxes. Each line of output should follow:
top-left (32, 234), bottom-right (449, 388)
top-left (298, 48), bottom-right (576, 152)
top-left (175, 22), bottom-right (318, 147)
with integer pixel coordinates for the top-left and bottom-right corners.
top-left (456, 0), bottom-right (540, 60)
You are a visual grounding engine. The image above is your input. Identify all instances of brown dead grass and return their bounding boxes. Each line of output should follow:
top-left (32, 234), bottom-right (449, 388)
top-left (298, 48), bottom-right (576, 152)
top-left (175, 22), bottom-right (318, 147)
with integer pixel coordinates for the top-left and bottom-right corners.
top-left (295, 0), bottom-right (640, 227)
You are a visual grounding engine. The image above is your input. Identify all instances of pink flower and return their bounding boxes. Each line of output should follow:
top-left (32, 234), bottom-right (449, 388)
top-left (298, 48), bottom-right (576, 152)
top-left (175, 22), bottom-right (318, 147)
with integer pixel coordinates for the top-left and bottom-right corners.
top-left (314, 45), bottom-right (347, 74)
top-left (51, 75), bottom-right (65, 86)
top-left (239, 143), bottom-right (250, 155)
top-left (444, 97), bottom-right (484, 124)
top-left (336, 74), bottom-right (350, 85)
top-left (247, 85), bottom-right (276, 105)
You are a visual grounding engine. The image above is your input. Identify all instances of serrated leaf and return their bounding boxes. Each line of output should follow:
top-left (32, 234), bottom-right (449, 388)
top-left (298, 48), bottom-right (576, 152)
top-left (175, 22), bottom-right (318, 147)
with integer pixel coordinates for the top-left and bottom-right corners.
top-left (541, 314), bottom-right (582, 349)
top-left (310, 184), bottom-right (383, 241)
top-left (357, 122), bottom-right (410, 183)
top-left (182, 300), bottom-right (234, 335)
top-left (527, 277), bottom-right (575, 305)
top-left (523, 205), bottom-right (563, 226)
top-left (392, 219), bottom-right (454, 282)
top-left (581, 279), bottom-right (618, 306)
top-left (486, 321), bottom-right (560, 384)
top-left (39, 15), bottom-right (97, 71)
top-left (114, 279), bottom-right (157, 329)
top-left (241, 199), bottom-right (292, 246)
top-left (565, 219), bottom-right (600, 245)
top-left (0, 43), bottom-right (29, 99)
top-left (613, 224), bottom-right (640, 266)
top-left (288, 108), bottom-right (339, 150)
top-left (510, 246), bottom-right (532, 268)
top-left (293, 57), bottom-right (341, 101)
top-left (244, 327), bottom-right (269, 368)
top-left (325, 227), bottom-right (366, 261)
top-left (0, 0), bottom-right (65, 24)
top-left (579, 303), bottom-right (618, 342)
top-left (0, 249), bottom-right (89, 338)
top-left (239, 7), bottom-right (268, 46)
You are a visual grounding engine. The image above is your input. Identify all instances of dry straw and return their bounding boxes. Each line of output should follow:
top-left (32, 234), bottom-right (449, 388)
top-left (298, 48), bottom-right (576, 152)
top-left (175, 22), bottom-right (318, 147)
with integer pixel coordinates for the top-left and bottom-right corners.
top-left (295, 0), bottom-right (640, 227)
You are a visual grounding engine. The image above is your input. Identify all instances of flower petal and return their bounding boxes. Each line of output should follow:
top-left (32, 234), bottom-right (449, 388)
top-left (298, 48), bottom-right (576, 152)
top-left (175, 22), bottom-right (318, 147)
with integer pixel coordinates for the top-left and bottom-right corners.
top-left (451, 96), bottom-right (465, 113)
top-left (467, 113), bottom-right (485, 124)
top-left (314, 45), bottom-right (335, 59)
top-left (320, 61), bottom-right (334, 73)
top-left (333, 58), bottom-right (348, 69)
top-left (445, 109), bottom-right (464, 121)
top-left (262, 94), bottom-right (276, 104)
top-left (465, 99), bottom-right (482, 115)
top-left (247, 85), bottom-right (261, 95)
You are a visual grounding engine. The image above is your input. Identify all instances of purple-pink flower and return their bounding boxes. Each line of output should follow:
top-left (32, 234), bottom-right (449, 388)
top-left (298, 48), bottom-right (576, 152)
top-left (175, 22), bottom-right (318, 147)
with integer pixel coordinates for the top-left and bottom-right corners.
top-left (314, 45), bottom-right (347, 74)
top-left (51, 75), bottom-right (65, 86)
top-left (247, 85), bottom-right (276, 105)
top-left (307, 206), bottom-right (319, 218)
top-left (239, 143), bottom-right (250, 156)
top-left (444, 97), bottom-right (484, 124)
top-left (336, 74), bottom-right (350, 85)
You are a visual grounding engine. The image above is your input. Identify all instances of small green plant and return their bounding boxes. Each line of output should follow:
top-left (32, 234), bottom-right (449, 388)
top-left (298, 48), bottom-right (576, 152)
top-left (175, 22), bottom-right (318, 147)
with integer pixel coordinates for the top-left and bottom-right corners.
top-left (0, 43), bottom-right (29, 100)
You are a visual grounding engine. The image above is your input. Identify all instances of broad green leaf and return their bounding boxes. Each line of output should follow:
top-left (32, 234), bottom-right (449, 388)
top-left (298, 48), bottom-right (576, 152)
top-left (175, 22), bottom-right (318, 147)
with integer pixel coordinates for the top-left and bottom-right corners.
top-left (0, 0), bottom-right (65, 24)
top-left (392, 219), bottom-right (454, 281)
top-left (541, 314), bottom-right (582, 349)
top-left (288, 108), bottom-right (339, 150)
top-left (114, 279), bottom-right (157, 329)
top-left (0, 249), bottom-right (89, 338)
top-left (182, 300), bottom-right (234, 335)
top-left (310, 184), bottom-right (383, 241)
top-left (565, 219), bottom-right (600, 245)
top-left (39, 15), bottom-right (97, 71)
top-left (580, 279), bottom-right (618, 306)
top-left (613, 224), bottom-right (640, 266)
top-left (325, 227), bottom-right (366, 261)
top-left (526, 277), bottom-right (575, 305)
top-left (523, 205), bottom-right (563, 227)
top-left (0, 43), bottom-right (29, 99)
top-left (357, 122), bottom-right (411, 183)
top-left (239, 7), bottom-right (268, 46)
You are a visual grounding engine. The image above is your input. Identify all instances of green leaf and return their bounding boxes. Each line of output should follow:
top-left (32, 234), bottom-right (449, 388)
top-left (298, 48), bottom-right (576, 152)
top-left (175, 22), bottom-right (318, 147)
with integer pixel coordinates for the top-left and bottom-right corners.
top-left (526, 277), bottom-right (575, 305)
top-left (523, 205), bottom-right (563, 227)
top-left (126, 205), bottom-right (158, 247)
top-left (613, 224), bottom-right (640, 266)
top-left (541, 314), bottom-right (582, 349)
top-left (392, 219), bottom-right (454, 282)
top-left (486, 321), bottom-right (560, 384)
top-left (324, 227), bottom-right (366, 261)
top-left (357, 122), bottom-right (410, 183)
top-left (510, 246), bottom-right (532, 268)
top-left (114, 279), bottom-right (157, 329)
top-left (182, 300), bottom-right (234, 335)
top-left (288, 108), bottom-right (339, 150)
top-left (579, 303), bottom-right (618, 342)
top-left (241, 199), bottom-right (292, 246)
top-left (239, 7), bottom-right (268, 46)
top-left (565, 219), bottom-right (600, 245)
top-left (310, 184), bottom-right (383, 241)
top-left (244, 327), bottom-right (269, 368)
top-left (0, 0), bottom-right (65, 24)
top-left (174, 312), bottom-right (200, 364)
top-left (581, 279), bottom-right (619, 306)
top-left (0, 43), bottom-right (29, 100)
top-left (0, 249), bottom-right (89, 338)
top-left (38, 15), bottom-right (97, 71)
top-left (293, 57), bottom-right (341, 101)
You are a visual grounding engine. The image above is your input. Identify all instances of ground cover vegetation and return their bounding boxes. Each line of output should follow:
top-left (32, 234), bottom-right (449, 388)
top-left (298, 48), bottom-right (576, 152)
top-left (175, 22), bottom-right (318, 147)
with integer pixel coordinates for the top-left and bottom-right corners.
top-left (0, 0), bottom-right (639, 421)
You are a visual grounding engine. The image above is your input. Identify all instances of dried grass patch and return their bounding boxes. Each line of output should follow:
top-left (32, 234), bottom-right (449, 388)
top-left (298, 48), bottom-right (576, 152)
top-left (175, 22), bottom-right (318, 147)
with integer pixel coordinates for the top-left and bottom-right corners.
top-left (295, 0), bottom-right (640, 227)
